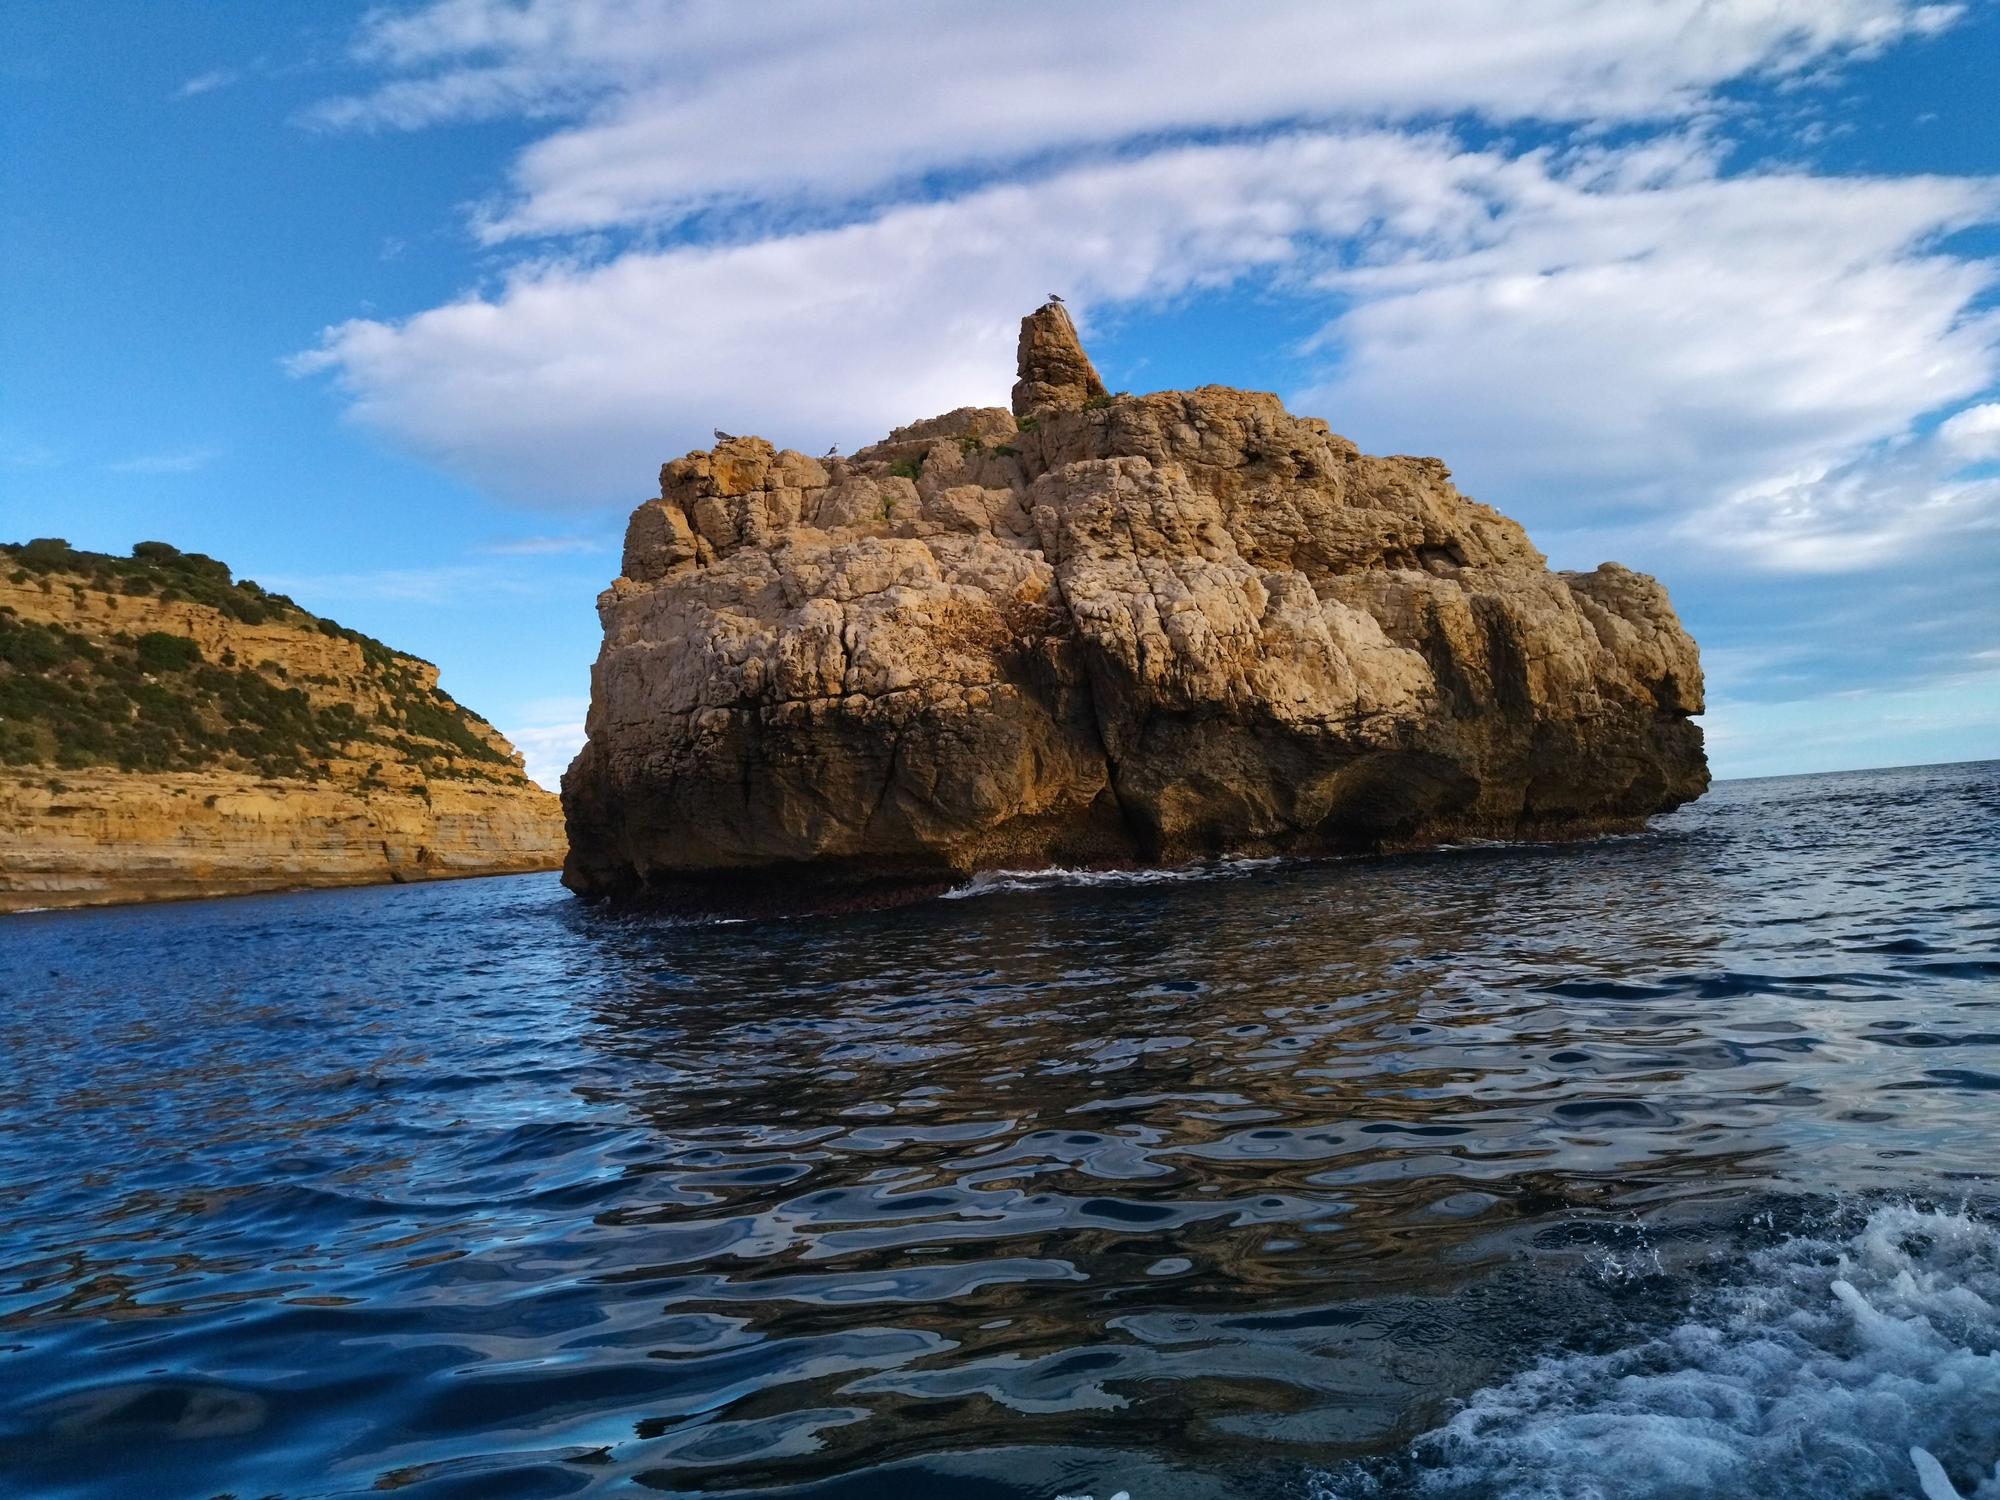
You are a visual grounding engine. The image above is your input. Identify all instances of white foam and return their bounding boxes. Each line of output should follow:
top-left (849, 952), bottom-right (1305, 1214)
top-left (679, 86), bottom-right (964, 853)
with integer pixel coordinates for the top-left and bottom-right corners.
top-left (1916, 1447), bottom-right (1970, 1500)
top-left (943, 857), bottom-right (1285, 900)
top-left (1311, 1203), bottom-right (2000, 1499)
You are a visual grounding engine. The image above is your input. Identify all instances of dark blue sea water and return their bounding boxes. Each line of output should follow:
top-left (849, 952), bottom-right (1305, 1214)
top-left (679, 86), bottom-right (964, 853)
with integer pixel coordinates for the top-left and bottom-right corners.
top-left (3, 762), bottom-right (1997, 1500)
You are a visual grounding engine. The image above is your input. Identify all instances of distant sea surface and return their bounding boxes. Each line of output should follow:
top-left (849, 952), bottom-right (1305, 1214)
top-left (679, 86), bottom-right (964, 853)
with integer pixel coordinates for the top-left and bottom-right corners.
top-left (4, 761), bottom-right (1997, 1500)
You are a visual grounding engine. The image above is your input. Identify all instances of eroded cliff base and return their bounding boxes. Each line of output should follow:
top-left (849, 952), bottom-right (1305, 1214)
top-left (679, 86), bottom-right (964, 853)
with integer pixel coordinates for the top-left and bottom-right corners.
top-left (2, 768), bottom-right (564, 913)
top-left (562, 304), bottom-right (1707, 912)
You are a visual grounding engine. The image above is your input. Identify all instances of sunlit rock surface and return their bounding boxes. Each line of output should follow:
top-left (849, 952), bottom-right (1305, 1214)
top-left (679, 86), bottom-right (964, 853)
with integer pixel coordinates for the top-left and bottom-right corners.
top-left (563, 303), bottom-right (1706, 909)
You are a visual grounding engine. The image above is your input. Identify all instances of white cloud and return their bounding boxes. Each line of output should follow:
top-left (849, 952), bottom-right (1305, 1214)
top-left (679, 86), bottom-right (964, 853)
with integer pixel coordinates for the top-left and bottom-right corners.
top-left (1667, 424), bottom-right (2000, 572)
top-left (175, 68), bottom-right (239, 100)
top-left (306, 0), bottom-right (1964, 240)
top-left (292, 128), bottom-right (2000, 576)
top-left (1, 434), bottom-right (62, 471)
top-left (1295, 155), bottom-right (2000, 565)
top-left (1939, 401), bottom-right (2000, 461)
top-left (477, 534), bottom-right (611, 556)
top-left (106, 446), bottom-right (221, 474)
top-left (1701, 660), bottom-right (2000, 777)
top-left (258, 560), bottom-right (571, 604)
top-left (290, 129), bottom-right (1469, 499)
top-left (502, 716), bottom-right (588, 791)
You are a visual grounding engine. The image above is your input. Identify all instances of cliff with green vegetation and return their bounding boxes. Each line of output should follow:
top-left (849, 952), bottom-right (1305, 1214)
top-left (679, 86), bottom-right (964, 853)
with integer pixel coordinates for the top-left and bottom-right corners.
top-left (1, 539), bottom-right (565, 912)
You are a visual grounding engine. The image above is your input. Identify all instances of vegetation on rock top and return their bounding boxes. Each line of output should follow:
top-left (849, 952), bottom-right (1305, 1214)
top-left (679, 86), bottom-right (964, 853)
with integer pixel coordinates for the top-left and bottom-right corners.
top-left (0, 539), bottom-right (517, 782)
top-left (4, 536), bottom-right (412, 665)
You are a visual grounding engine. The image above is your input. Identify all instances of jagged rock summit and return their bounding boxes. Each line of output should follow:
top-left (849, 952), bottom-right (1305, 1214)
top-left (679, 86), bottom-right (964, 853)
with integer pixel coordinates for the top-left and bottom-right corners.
top-left (562, 302), bottom-right (1707, 910)
top-left (1013, 301), bottom-right (1108, 414)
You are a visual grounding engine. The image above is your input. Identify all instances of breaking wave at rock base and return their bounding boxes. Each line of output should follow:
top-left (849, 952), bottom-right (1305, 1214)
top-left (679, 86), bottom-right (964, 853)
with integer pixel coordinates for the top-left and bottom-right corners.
top-left (943, 856), bottom-right (1289, 898)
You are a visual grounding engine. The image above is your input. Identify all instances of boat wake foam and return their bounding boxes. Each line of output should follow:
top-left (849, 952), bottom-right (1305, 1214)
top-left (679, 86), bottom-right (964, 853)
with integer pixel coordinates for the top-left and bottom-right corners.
top-left (1310, 1202), bottom-right (2000, 1499)
top-left (943, 857), bottom-right (1286, 900)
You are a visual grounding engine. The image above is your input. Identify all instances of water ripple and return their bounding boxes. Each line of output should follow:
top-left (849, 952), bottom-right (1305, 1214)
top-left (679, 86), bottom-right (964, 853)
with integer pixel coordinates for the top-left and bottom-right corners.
top-left (0, 761), bottom-right (1996, 1498)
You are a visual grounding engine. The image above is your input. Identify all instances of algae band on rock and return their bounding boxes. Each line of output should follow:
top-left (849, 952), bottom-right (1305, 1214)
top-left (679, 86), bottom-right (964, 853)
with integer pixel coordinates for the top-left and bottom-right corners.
top-left (561, 301), bottom-right (1708, 911)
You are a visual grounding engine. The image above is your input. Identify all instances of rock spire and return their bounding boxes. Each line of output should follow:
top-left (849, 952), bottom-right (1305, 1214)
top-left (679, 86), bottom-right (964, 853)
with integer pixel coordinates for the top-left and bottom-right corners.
top-left (1011, 300), bottom-right (1108, 416)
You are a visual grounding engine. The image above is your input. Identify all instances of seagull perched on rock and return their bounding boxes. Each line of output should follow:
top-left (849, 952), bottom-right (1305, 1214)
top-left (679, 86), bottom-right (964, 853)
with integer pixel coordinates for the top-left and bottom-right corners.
top-left (713, 427), bottom-right (736, 442)
top-left (824, 444), bottom-right (839, 457)
top-left (1047, 292), bottom-right (1065, 305)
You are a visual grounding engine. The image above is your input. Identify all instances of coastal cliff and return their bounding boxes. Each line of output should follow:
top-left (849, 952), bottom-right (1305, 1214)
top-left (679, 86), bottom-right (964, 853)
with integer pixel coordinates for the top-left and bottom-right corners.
top-left (563, 304), bottom-right (1707, 909)
top-left (1, 540), bottom-right (564, 912)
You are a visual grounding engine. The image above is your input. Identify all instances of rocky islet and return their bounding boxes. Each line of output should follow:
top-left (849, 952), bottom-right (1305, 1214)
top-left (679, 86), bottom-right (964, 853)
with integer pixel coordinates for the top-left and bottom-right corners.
top-left (561, 304), bottom-right (1708, 910)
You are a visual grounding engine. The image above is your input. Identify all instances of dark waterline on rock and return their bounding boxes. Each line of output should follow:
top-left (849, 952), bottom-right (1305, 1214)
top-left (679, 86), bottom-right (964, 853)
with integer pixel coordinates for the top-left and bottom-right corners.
top-left (2, 761), bottom-right (1996, 1499)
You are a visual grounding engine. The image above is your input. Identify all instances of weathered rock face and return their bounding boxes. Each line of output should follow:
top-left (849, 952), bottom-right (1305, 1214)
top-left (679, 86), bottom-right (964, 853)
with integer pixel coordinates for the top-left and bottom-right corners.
top-left (1, 545), bottom-right (565, 912)
top-left (1013, 301), bottom-right (1108, 414)
top-left (563, 304), bottom-right (1706, 909)
top-left (1, 770), bottom-right (564, 913)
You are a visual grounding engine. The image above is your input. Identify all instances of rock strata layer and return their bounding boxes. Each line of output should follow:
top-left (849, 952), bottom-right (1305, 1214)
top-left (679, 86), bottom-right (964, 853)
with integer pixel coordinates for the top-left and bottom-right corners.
top-left (1, 544), bottom-right (565, 912)
top-left (1, 769), bottom-right (563, 912)
top-left (563, 304), bottom-right (1707, 909)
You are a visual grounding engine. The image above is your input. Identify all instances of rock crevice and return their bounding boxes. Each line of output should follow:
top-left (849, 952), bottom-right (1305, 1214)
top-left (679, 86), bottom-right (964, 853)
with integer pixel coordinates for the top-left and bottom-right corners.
top-left (562, 303), bottom-right (1707, 910)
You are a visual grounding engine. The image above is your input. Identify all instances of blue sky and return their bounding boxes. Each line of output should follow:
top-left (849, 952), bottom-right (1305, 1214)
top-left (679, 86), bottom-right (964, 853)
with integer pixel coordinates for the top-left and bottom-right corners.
top-left (4, 1), bottom-right (1998, 787)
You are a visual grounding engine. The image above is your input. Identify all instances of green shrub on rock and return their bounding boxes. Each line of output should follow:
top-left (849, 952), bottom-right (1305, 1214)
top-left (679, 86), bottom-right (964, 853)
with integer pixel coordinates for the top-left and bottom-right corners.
top-left (135, 632), bottom-right (201, 673)
top-left (17, 538), bottom-right (75, 572)
top-left (1, 538), bottom-right (517, 784)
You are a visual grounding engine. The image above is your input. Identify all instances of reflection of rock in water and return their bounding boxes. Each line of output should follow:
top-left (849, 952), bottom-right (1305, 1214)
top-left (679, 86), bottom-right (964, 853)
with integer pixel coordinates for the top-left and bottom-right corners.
top-left (555, 830), bottom-right (1766, 1489)
top-left (9, 764), bottom-right (1990, 1498)
top-left (31, 1380), bottom-right (267, 1443)
top-left (563, 303), bottom-right (1707, 911)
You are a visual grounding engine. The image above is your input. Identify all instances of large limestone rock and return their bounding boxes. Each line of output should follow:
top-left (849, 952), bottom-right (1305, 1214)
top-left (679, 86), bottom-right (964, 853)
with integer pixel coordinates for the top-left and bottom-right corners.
top-left (563, 304), bottom-right (1706, 909)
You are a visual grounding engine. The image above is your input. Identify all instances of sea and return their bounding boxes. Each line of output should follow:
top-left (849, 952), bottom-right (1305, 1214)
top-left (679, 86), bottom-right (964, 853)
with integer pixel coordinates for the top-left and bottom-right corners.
top-left (2, 760), bottom-right (1996, 1500)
